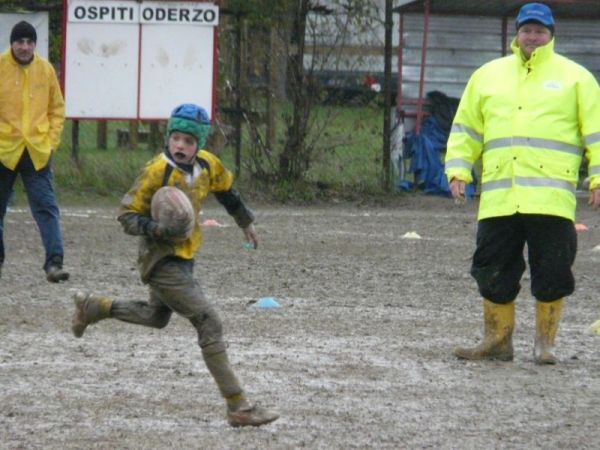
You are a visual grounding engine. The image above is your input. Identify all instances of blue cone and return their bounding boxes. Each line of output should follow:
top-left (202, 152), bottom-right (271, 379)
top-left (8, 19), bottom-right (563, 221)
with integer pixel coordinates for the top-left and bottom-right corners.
top-left (254, 297), bottom-right (281, 308)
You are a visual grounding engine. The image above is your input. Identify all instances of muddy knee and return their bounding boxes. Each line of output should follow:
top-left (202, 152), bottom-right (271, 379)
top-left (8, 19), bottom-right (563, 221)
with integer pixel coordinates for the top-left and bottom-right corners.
top-left (190, 308), bottom-right (223, 348)
top-left (150, 309), bottom-right (172, 328)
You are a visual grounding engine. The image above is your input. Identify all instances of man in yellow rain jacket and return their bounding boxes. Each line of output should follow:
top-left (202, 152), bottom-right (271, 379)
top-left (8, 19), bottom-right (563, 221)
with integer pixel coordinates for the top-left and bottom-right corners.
top-left (445, 3), bottom-right (600, 364)
top-left (0, 21), bottom-right (68, 282)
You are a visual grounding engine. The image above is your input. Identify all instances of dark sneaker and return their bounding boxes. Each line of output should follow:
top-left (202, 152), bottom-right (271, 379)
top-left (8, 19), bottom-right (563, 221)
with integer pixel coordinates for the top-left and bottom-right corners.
top-left (47, 265), bottom-right (70, 283)
top-left (227, 404), bottom-right (279, 427)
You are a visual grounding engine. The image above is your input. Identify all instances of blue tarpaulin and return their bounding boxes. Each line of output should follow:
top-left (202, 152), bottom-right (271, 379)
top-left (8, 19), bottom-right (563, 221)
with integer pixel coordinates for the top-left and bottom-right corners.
top-left (396, 115), bottom-right (476, 198)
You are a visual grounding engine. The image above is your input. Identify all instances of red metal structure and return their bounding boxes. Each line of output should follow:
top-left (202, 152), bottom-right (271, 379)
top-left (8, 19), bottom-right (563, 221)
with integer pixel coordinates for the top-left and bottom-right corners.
top-left (394, 0), bottom-right (600, 134)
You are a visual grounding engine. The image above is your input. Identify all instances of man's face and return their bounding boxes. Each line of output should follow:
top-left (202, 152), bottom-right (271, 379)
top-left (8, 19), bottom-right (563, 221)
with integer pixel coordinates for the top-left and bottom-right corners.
top-left (517, 23), bottom-right (552, 60)
top-left (168, 131), bottom-right (198, 164)
top-left (11, 38), bottom-right (36, 64)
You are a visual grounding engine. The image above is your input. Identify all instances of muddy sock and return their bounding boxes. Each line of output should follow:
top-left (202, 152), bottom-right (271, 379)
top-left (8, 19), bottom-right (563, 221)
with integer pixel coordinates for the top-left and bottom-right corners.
top-left (225, 393), bottom-right (250, 412)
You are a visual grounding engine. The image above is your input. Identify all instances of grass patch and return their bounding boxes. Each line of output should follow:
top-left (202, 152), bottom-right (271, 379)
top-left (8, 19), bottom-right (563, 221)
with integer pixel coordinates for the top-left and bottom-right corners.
top-left (225, 103), bottom-right (389, 202)
top-left (305, 104), bottom-right (385, 193)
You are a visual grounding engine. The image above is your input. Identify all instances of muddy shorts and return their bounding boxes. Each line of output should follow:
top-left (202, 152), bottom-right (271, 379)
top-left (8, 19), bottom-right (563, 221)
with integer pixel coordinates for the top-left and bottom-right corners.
top-left (470, 213), bottom-right (577, 303)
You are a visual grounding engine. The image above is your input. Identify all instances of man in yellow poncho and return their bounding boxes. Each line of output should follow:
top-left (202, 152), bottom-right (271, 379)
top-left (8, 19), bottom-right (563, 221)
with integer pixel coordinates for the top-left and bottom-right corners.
top-left (0, 21), bottom-right (68, 282)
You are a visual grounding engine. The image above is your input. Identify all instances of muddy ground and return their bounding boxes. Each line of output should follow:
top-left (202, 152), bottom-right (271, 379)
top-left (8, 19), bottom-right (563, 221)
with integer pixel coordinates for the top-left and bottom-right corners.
top-left (1, 194), bottom-right (600, 449)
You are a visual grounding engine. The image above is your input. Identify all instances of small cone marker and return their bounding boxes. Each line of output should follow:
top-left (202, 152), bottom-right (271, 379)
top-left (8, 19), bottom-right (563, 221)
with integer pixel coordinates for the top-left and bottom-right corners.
top-left (588, 319), bottom-right (600, 336)
top-left (254, 297), bottom-right (281, 309)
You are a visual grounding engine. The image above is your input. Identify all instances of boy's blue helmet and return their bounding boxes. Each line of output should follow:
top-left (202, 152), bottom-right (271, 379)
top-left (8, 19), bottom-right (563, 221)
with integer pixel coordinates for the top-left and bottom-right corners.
top-left (167, 104), bottom-right (211, 149)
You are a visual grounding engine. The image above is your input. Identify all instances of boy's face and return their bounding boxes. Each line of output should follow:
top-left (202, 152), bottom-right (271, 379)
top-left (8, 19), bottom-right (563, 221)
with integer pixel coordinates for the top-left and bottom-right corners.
top-left (168, 131), bottom-right (197, 164)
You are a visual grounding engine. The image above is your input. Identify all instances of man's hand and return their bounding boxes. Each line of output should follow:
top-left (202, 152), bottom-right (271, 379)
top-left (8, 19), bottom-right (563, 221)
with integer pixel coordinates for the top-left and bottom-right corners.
top-left (449, 178), bottom-right (467, 205)
top-left (588, 188), bottom-right (600, 209)
top-left (243, 224), bottom-right (259, 249)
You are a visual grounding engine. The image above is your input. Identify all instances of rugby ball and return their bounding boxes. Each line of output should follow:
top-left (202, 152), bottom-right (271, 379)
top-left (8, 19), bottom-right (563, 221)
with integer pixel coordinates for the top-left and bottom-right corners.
top-left (151, 186), bottom-right (195, 241)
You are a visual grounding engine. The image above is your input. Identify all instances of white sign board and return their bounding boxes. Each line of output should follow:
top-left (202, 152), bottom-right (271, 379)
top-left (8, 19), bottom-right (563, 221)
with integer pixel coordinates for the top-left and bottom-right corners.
top-left (0, 12), bottom-right (50, 59)
top-left (63, 0), bottom-right (218, 120)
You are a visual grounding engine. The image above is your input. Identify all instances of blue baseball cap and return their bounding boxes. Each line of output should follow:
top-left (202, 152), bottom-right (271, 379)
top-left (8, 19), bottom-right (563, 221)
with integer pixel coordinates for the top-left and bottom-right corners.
top-left (516, 3), bottom-right (554, 29)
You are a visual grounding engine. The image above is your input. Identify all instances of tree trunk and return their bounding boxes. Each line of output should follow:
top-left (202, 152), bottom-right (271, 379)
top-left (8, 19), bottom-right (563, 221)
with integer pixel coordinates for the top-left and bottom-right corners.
top-left (280, 0), bottom-right (311, 180)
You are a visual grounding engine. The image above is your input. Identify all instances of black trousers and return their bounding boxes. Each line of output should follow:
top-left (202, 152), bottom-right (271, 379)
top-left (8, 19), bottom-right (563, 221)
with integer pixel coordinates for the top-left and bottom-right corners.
top-left (471, 214), bottom-right (577, 304)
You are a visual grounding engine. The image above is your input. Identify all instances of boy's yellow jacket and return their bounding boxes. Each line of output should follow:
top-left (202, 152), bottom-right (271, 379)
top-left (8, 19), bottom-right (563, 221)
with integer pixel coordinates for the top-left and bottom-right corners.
top-left (0, 50), bottom-right (65, 170)
top-left (445, 38), bottom-right (600, 221)
top-left (119, 150), bottom-right (246, 282)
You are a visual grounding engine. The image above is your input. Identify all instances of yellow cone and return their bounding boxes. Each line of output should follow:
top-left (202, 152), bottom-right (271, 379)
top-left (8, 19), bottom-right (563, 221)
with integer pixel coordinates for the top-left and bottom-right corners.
top-left (589, 319), bottom-right (600, 336)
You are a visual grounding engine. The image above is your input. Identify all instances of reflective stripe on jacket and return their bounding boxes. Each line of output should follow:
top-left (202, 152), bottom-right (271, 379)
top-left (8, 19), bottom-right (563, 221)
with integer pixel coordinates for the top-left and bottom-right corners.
top-left (118, 150), bottom-right (234, 282)
top-left (0, 49), bottom-right (65, 170)
top-left (445, 38), bottom-right (600, 221)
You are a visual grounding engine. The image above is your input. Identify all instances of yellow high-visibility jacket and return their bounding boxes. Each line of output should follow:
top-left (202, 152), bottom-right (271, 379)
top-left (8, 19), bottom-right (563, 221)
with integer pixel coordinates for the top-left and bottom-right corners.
top-left (118, 150), bottom-right (235, 282)
top-left (0, 49), bottom-right (65, 170)
top-left (445, 38), bottom-right (600, 221)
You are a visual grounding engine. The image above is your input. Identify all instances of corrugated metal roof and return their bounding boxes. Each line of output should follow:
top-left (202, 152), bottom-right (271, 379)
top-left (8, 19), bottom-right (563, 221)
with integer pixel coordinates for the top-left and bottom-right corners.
top-left (395, 0), bottom-right (600, 19)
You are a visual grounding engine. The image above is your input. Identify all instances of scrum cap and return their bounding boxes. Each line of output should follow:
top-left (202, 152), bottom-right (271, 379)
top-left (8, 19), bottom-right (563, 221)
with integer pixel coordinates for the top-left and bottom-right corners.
top-left (167, 104), bottom-right (211, 149)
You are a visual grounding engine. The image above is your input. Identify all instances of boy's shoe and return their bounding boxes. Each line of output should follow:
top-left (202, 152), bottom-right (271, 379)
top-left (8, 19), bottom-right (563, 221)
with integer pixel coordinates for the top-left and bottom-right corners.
top-left (47, 264), bottom-right (70, 283)
top-left (72, 292), bottom-right (113, 337)
top-left (227, 404), bottom-right (279, 427)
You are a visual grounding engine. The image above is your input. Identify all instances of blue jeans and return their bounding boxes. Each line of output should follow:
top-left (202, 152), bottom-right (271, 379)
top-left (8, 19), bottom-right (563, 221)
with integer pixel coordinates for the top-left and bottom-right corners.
top-left (0, 151), bottom-right (64, 272)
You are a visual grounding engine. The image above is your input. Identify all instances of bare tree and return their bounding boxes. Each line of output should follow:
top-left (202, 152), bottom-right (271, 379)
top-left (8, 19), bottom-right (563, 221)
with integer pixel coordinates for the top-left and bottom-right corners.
top-left (221, 0), bottom-right (384, 183)
top-left (280, 0), bottom-right (312, 180)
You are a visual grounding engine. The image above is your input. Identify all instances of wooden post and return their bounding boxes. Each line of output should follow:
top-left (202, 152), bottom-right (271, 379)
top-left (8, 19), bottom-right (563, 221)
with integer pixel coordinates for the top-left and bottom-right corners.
top-left (71, 119), bottom-right (80, 165)
top-left (96, 121), bottom-right (107, 150)
top-left (128, 120), bottom-right (139, 150)
top-left (382, 0), bottom-right (393, 190)
top-left (149, 122), bottom-right (163, 153)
